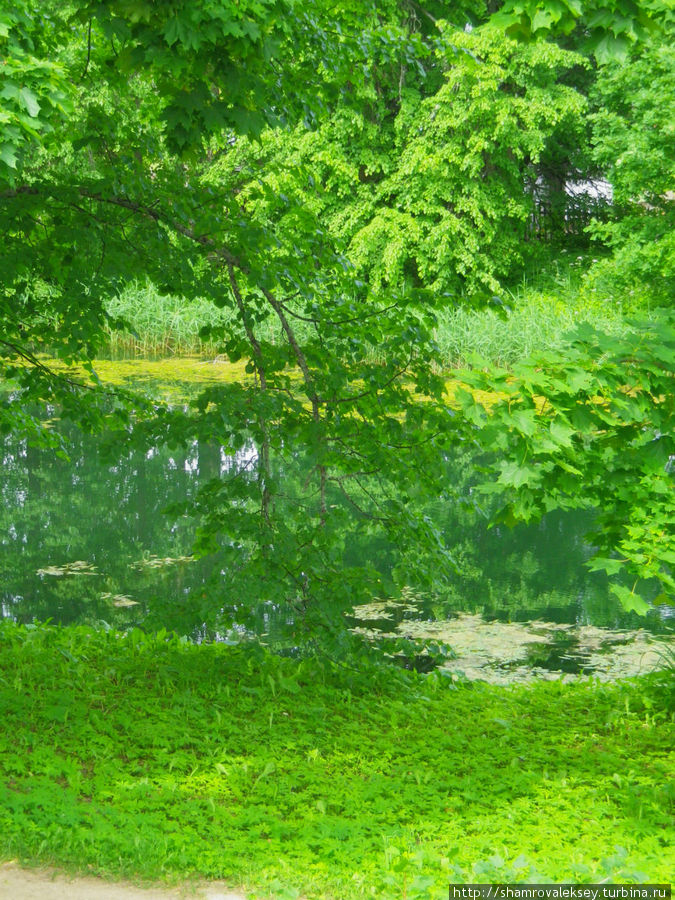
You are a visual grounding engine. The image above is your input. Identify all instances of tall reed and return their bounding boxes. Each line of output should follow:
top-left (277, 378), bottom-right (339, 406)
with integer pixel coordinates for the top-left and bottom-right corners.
top-left (102, 262), bottom-right (632, 366)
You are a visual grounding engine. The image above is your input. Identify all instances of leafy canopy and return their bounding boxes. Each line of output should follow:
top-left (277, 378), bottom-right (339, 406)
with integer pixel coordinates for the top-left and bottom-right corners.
top-left (1, 0), bottom-right (673, 623)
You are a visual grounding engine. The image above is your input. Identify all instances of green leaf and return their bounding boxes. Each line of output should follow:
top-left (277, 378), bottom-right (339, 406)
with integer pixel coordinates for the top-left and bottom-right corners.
top-left (0, 83), bottom-right (19, 101)
top-left (18, 87), bottom-right (40, 117)
top-left (549, 419), bottom-right (575, 447)
top-left (498, 460), bottom-right (540, 488)
top-left (0, 144), bottom-right (18, 168)
top-left (609, 583), bottom-right (650, 615)
top-left (509, 409), bottom-right (537, 437)
top-left (593, 33), bottom-right (630, 64)
top-left (587, 557), bottom-right (625, 576)
top-left (532, 8), bottom-right (556, 31)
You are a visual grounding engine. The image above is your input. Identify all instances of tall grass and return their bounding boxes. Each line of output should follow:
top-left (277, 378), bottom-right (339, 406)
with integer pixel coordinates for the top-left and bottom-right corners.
top-left (103, 257), bottom-right (633, 366)
top-left (103, 283), bottom-right (234, 357)
top-left (103, 282), bottom-right (308, 357)
top-left (434, 251), bottom-right (632, 366)
top-left (435, 291), bottom-right (626, 368)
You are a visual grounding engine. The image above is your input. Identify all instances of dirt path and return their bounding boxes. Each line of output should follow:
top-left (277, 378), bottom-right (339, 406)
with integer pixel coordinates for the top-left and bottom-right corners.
top-left (0, 862), bottom-right (247, 900)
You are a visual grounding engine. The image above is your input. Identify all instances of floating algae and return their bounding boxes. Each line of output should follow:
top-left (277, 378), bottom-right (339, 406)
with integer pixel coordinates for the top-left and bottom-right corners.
top-left (130, 554), bottom-right (195, 570)
top-left (101, 592), bottom-right (140, 607)
top-left (37, 560), bottom-right (99, 577)
top-left (349, 599), bottom-right (674, 684)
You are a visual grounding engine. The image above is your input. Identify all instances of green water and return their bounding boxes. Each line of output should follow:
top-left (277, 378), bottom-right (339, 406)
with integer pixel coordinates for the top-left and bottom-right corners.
top-left (1, 384), bottom-right (672, 653)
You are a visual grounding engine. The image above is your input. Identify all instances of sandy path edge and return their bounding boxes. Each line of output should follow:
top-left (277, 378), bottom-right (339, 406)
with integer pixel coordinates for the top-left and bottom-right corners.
top-left (0, 861), bottom-right (247, 900)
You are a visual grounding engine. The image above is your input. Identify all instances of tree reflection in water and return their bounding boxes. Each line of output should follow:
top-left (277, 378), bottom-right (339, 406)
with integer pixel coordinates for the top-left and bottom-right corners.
top-left (0, 411), bottom-right (670, 643)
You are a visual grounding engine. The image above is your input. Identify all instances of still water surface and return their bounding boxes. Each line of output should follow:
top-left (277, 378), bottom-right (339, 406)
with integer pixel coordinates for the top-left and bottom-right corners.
top-left (1, 380), bottom-right (672, 678)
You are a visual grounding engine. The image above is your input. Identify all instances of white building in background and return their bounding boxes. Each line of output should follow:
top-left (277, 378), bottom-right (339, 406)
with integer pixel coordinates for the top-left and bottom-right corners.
top-left (564, 178), bottom-right (613, 203)
top-left (526, 174), bottom-right (613, 238)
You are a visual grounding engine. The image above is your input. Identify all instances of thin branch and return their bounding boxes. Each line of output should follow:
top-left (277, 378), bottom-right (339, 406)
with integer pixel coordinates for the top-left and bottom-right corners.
top-left (333, 479), bottom-right (388, 522)
top-left (333, 346), bottom-right (414, 405)
top-left (411, 1), bottom-right (438, 24)
top-left (0, 339), bottom-right (98, 392)
top-left (1, 185), bottom-right (245, 271)
top-left (278, 298), bottom-right (400, 327)
top-left (227, 264), bottom-right (272, 525)
top-left (227, 264), bottom-right (267, 390)
top-left (352, 474), bottom-right (391, 519)
top-left (260, 287), bottom-right (320, 417)
top-left (79, 19), bottom-right (93, 83)
top-left (260, 285), bottom-right (327, 520)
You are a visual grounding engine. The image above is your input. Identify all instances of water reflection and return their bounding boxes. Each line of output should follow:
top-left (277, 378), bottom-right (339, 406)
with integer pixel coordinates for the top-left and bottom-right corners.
top-left (0, 411), bottom-right (671, 642)
top-left (0, 417), bottom-right (249, 631)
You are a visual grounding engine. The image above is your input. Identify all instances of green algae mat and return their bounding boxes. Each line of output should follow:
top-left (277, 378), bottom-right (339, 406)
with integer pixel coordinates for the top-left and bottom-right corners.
top-left (0, 623), bottom-right (672, 899)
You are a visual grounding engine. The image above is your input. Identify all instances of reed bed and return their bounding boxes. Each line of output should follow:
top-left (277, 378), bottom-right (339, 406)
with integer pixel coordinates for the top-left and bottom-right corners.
top-left (102, 267), bottom-right (630, 366)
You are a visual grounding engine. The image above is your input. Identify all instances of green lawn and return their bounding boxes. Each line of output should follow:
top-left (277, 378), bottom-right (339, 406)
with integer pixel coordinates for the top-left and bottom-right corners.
top-left (0, 623), bottom-right (672, 898)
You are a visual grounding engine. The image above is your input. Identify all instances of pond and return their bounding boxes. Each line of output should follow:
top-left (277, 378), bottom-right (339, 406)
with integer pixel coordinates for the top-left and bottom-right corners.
top-left (1, 365), bottom-right (672, 682)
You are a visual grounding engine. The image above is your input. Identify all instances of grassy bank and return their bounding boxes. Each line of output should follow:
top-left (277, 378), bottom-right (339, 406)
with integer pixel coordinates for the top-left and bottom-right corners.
top-left (103, 257), bottom-right (633, 366)
top-left (433, 270), bottom-right (628, 367)
top-left (0, 623), bottom-right (672, 898)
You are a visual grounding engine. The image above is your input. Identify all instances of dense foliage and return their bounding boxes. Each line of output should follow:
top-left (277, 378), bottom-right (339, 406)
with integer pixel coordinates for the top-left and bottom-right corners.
top-left (586, 39), bottom-right (675, 305)
top-left (1, 0), bottom-right (673, 625)
top-left (459, 320), bottom-right (675, 612)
